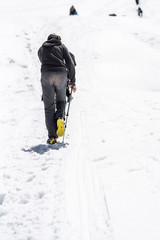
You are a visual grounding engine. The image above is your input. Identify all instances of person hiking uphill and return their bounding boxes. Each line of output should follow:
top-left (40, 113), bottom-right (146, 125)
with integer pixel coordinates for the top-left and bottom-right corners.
top-left (137, 7), bottom-right (143, 17)
top-left (38, 33), bottom-right (76, 144)
top-left (69, 5), bottom-right (78, 15)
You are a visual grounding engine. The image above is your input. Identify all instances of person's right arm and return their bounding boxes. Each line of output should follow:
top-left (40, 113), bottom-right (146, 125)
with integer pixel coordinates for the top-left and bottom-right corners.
top-left (63, 45), bottom-right (76, 87)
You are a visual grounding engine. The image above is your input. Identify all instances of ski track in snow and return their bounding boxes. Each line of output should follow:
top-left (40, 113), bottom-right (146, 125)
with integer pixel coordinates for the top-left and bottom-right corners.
top-left (1, 0), bottom-right (160, 240)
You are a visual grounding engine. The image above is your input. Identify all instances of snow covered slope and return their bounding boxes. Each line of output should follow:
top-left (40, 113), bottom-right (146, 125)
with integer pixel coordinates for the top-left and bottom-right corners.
top-left (0, 0), bottom-right (160, 240)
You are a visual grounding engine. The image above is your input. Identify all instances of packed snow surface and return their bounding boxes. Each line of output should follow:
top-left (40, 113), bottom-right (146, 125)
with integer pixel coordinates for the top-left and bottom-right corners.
top-left (0, 0), bottom-right (160, 239)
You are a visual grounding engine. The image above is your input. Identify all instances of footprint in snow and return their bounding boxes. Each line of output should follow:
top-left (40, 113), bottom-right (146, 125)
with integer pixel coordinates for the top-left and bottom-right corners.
top-left (0, 194), bottom-right (5, 205)
top-left (27, 175), bottom-right (36, 182)
top-left (36, 191), bottom-right (45, 200)
top-left (8, 58), bottom-right (15, 64)
top-left (20, 194), bottom-right (30, 204)
top-left (41, 166), bottom-right (49, 171)
top-left (93, 156), bottom-right (107, 162)
top-left (0, 210), bottom-right (7, 217)
top-left (3, 173), bottom-right (11, 179)
top-left (27, 237), bottom-right (32, 240)
top-left (26, 43), bottom-right (32, 52)
top-left (19, 64), bottom-right (28, 68)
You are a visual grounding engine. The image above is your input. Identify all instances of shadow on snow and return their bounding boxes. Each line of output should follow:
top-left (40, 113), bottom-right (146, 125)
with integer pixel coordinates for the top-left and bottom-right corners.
top-left (22, 143), bottom-right (68, 155)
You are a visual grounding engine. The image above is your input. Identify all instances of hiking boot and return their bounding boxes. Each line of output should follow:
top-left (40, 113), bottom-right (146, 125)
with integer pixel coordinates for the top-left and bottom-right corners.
top-left (56, 118), bottom-right (65, 137)
top-left (47, 138), bottom-right (57, 144)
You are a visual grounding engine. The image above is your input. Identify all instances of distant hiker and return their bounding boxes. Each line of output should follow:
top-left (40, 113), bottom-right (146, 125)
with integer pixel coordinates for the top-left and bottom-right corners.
top-left (38, 33), bottom-right (76, 144)
top-left (135, 0), bottom-right (139, 5)
top-left (69, 5), bottom-right (78, 15)
top-left (137, 7), bottom-right (143, 17)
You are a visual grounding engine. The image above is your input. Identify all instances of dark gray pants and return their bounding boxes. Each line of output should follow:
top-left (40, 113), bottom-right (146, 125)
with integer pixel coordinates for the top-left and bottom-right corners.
top-left (41, 72), bottom-right (67, 138)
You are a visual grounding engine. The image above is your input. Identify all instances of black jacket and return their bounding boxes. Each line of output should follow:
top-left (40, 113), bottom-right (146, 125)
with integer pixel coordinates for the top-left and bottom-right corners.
top-left (38, 37), bottom-right (76, 85)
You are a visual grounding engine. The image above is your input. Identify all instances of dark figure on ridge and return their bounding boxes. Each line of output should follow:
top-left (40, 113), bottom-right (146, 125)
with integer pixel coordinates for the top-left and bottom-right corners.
top-left (137, 7), bottom-right (143, 17)
top-left (135, 0), bottom-right (139, 5)
top-left (69, 5), bottom-right (78, 15)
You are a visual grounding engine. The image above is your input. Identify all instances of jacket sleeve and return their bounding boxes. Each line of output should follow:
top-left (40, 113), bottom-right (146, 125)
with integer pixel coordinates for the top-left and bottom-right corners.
top-left (69, 52), bottom-right (76, 66)
top-left (38, 47), bottom-right (43, 63)
top-left (63, 45), bottom-right (76, 86)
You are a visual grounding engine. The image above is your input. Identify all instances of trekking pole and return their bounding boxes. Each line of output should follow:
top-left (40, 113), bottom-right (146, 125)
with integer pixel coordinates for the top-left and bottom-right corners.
top-left (62, 89), bottom-right (73, 143)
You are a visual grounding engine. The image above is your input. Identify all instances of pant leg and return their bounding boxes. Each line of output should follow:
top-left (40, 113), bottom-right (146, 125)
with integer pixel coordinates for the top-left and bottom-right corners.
top-left (54, 72), bottom-right (68, 120)
top-left (41, 72), bottom-right (57, 138)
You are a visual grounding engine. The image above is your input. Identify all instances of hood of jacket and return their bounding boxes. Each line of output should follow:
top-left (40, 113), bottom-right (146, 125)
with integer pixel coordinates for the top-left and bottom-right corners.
top-left (42, 37), bottom-right (61, 47)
